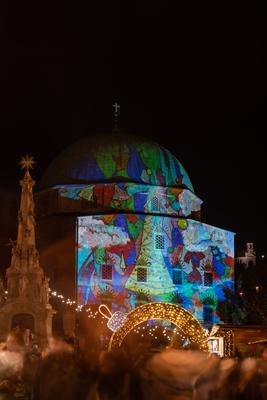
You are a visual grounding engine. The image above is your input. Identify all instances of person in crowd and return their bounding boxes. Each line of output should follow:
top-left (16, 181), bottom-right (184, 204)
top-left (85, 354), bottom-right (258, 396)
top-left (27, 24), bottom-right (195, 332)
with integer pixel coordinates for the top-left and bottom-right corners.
top-left (3, 328), bottom-right (267, 400)
top-left (32, 335), bottom-right (92, 400)
top-left (0, 329), bottom-right (26, 399)
top-left (139, 348), bottom-right (211, 400)
top-left (23, 341), bottom-right (42, 398)
top-left (94, 348), bottom-right (143, 400)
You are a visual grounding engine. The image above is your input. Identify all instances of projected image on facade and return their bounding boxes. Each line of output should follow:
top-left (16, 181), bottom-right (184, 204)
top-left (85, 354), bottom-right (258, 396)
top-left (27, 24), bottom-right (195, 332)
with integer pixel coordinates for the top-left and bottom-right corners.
top-left (58, 182), bottom-right (202, 217)
top-left (37, 133), bottom-right (236, 329)
top-left (76, 214), bottom-right (234, 325)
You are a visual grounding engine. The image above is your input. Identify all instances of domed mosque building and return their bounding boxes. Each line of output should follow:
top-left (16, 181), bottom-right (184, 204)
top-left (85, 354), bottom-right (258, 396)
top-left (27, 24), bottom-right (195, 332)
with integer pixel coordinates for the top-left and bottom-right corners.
top-left (35, 133), bottom-right (234, 330)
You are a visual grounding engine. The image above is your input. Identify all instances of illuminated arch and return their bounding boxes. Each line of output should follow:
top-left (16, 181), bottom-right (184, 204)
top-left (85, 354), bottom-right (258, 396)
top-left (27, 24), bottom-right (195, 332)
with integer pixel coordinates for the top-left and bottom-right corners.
top-left (108, 302), bottom-right (209, 351)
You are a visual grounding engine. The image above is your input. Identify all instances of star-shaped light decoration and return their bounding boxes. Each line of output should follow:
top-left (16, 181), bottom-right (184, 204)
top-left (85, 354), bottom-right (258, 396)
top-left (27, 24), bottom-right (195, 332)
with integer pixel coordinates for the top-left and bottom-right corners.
top-left (20, 155), bottom-right (36, 171)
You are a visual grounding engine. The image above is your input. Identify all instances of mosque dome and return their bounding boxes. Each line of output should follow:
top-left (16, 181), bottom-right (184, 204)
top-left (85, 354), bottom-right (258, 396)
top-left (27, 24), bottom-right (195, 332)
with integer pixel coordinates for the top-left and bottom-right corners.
top-left (40, 133), bottom-right (194, 191)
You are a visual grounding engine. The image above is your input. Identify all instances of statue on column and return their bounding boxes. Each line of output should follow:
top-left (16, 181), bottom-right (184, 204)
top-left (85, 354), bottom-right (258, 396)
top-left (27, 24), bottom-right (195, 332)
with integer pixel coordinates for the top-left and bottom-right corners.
top-left (0, 277), bottom-right (5, 303)
top-left (28, 209), bottom-right (36, 226)
top-left (18, 210), bottom-right (23, 224)
top-left (7, 277), bottom-right (18, 298)
top-left (18, 275), bottom-right (28, 297)
top-left (41, 277), bottom-right (50, 304)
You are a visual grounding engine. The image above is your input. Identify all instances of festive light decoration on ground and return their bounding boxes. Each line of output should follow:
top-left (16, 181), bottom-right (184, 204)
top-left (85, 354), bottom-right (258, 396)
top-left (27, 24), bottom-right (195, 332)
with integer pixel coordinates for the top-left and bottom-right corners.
top-left (107, 302), bottom-right (209, 352)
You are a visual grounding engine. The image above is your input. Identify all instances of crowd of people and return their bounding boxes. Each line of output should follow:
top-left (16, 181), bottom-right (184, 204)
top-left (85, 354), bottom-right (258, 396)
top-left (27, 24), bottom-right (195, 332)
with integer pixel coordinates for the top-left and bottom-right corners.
top-left (1, 328), bottom-right (267, 399)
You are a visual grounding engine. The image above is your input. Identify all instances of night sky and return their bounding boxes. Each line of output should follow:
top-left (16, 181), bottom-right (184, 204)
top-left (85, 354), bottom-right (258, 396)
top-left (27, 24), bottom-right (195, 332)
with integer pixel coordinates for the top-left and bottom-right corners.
top-left (0, 1), bottom-right (266, 264)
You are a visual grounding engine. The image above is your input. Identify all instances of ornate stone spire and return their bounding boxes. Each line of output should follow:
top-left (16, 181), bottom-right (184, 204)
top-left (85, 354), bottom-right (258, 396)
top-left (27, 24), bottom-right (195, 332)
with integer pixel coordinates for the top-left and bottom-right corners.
top-left (0, 157), bottom-right (53, 347)
top-left (11, 155), bottom-right (39, 271)
top-left (6, 156), bottom-right (45, 299)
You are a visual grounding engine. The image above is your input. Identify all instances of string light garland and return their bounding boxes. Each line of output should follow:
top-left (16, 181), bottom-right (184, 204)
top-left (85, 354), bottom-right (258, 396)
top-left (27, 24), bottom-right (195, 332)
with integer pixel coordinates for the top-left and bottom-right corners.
top-left (48, 291), bottom-right (222, 354)
top-left (5, 288), bottom-right (218, 354)
top-left (4, 288), bottom-right (105, 321)
top-left (106, 302), bottom-right (210, 352)
top-left (43, 291), bottom-right (211, 351)
top-left (3, 289), bottom-right (222, 355)
top-left (4, 289), bottom-right (212, 352)
top-left (48, 289), bottom-right (104, 319)
top-left (49, 289), bottom-right (80, 309)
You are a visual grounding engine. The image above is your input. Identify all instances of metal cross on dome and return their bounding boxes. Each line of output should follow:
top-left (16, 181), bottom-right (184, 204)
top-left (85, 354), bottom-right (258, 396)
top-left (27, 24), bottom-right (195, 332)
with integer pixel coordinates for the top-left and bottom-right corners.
top-left (20, 155), bottom-right (36, 171)
top-left (112, 102), bottom-right (120, 132)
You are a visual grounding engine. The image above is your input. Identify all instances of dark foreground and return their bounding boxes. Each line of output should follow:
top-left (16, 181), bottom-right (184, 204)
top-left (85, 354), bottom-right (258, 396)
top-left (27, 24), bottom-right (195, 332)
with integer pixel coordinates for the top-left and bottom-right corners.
top-left (1, 330), bottom-right (267, 400)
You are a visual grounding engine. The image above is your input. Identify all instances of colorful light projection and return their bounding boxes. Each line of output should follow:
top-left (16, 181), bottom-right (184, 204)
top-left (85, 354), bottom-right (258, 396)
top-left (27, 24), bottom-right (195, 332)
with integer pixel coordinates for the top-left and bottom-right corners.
top-left (76, 213), bottom-right (234, 325)
top-left (58, 182), bottom-right (202, 217)
top-left (42, 137), bottom-right (194, 191)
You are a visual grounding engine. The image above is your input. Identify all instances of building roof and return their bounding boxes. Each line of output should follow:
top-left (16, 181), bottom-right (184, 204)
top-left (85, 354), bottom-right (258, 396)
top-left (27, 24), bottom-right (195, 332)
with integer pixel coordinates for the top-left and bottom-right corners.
top-left (40, 133), bottom-right (194, 191)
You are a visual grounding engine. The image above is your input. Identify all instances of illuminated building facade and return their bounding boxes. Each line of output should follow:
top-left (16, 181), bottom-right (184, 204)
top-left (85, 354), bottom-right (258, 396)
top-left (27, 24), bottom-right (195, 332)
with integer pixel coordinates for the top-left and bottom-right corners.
top-left (36, 133), bottom-right (234, 326)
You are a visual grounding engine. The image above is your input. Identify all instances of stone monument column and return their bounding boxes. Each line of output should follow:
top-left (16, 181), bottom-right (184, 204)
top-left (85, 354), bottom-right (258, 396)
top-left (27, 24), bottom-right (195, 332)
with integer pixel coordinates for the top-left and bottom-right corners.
top-left (0, 156), bottom-right (54, 348)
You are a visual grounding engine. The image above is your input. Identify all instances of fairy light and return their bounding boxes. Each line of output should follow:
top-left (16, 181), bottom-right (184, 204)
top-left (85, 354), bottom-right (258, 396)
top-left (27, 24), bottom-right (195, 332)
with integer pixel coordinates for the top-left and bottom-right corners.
top-left (48, 288), bottom-right (106, 320)
top-left (108, 302), bottom-right (209, 352)
top-left (5, 287), bottom-right (103, 321)
top-left (130, 319), bottom-right (186, 344)
top-left (49, 290), bottom-right (74, 305)
top-left (5, 287), bottom-right (210, 351)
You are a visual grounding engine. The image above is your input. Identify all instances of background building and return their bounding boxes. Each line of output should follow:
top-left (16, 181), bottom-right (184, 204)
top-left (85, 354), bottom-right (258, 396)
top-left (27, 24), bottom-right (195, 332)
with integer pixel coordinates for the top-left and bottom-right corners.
top-left (236, 243), bottom-right (256, 268)
top-left (35, 133), bottom-right (235, 328)
top-left (235, 243), bottom-right (267, 325)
